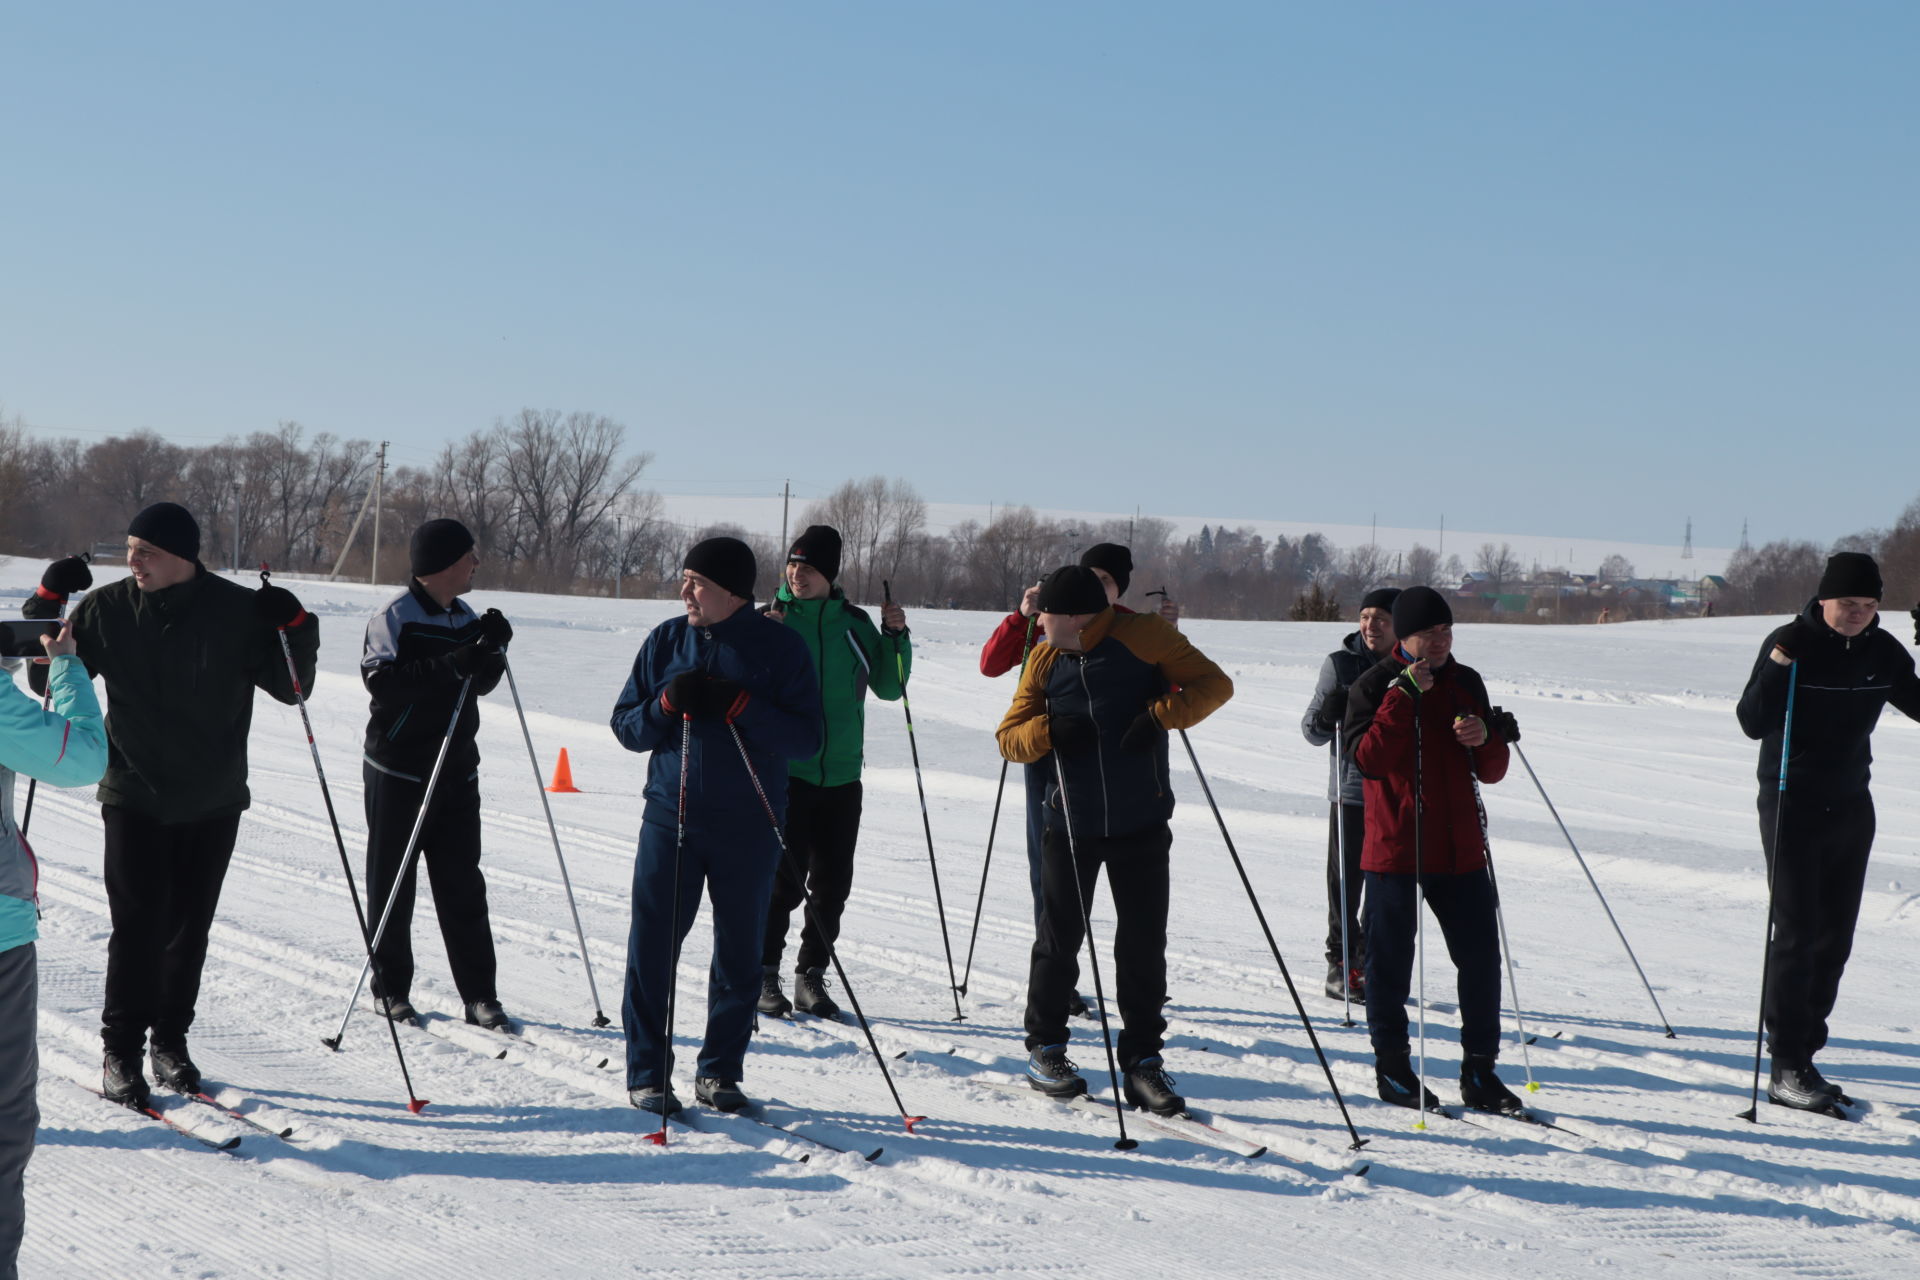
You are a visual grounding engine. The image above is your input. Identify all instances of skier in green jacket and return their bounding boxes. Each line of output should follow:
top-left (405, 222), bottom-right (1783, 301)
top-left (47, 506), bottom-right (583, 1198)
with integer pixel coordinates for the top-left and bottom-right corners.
top-left (755, 525), bottom-right (910, 1018)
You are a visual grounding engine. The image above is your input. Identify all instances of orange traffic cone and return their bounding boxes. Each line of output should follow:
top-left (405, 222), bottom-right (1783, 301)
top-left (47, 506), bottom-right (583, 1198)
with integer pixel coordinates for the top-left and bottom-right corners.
top-left (546, 748), bottom-right (582, 793)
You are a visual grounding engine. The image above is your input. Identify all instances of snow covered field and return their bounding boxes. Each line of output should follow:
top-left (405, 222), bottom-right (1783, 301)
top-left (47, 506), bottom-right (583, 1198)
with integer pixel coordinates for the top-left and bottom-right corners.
top-left (11, 560), bottom-right (1920, 1279)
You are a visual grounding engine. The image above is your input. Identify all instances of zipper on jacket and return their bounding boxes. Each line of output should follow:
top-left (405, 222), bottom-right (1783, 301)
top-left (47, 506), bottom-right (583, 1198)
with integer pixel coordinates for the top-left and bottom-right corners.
top-left (814, 604), bottom-right (830, 786)
top-left (1074, 658), bottom-right (1112, 838)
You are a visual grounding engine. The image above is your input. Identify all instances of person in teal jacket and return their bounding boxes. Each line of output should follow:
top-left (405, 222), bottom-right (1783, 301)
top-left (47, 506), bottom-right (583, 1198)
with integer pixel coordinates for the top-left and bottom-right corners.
top-left (2, 617), bottom-right (109, 1280)
top-left (755, 525), bottom-right (910, 1018)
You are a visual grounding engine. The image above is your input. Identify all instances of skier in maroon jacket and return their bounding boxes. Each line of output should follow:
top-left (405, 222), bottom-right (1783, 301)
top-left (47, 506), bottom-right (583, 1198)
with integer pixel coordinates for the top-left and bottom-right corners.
top-left (1342, 586), bottom-right (1521, 1114)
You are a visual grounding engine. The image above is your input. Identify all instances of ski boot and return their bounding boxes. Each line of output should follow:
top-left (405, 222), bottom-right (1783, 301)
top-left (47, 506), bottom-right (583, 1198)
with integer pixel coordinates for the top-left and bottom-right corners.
top-left (148, 1040), bottom-right (201, 1093)
top-left (1374, 1052), bottom-right (1440, 1110)
top-left (1801, 1060), bottom-right (1853, 1105)
top-left (629, 1084), bottom-right (683, 1117)
top-left (1769, 1063), bottom-right (1847, 1116)
top-left (793, 968), bottom-right (839, 1018)
top-left (463, 1000), bottom-right (511, 1031)
top-left (1459, 1054), bottom-right (1525, 1115)
top-left (1026, 1044), bottom-right (1087, 1098)
top-left (756, 967), bottom-right (793, 1017)
top-left (379, 995), bottom-right (420, 1026)
top-left (695, 1077), bottom-right (749, 1113)
top-left (103, 1050), bottom-right (151, 1110)
top-left (1122, 1057), bottom-right (1186, 1116)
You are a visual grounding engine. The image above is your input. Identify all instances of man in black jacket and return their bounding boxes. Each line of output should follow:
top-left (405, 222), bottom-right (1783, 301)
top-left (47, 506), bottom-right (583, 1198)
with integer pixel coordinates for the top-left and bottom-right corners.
top-left (1736, 551), bottom-right (1920, 1110)
top-left (28, 503), bottom-right (318, 1108)
top-left (1300, 586), bottom-right (1398, 1000)
top-left (360, 519), bottom-right (512, 1030)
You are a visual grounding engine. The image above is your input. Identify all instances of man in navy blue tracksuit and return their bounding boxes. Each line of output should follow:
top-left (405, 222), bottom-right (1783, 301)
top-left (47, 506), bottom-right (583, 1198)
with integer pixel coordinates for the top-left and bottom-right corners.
top-left (610, 537), bottom-right (821, 1115)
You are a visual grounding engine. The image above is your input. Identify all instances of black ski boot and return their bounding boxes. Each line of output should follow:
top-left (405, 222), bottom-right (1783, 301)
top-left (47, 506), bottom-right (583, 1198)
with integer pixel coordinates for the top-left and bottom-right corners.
top-left (380, 995), bottom-right (420, 1026)
top-left (1026, 1044), bottom-right (1087, 1098)
top-left (148, 1040), bottom-right (200, 1093)
top-left (1374, 1052), bottom-right (1440, 1110)
top-left (1801, 1060), bottom-right (1852, 1104)
top-left (102, 1050), bottom-right (151, 1110)
top-left (756, 967), bottom-right (793, 1017)
top-left (1459, 1054), bottom-right (1524, 1115)
top-left (1769, 1063), bottom-right (1845, 1115)
top-left (1122, 1056), bottom-right (1186, 1116)
top-left (695, 1077), bottom-right (749, 1113)
top-left (629, 1084), bottom-right (683, 1116)
top-left (463, 1000), bottom-right (511, 1031)
top-left (793, 968), bottom-right (839, 1018)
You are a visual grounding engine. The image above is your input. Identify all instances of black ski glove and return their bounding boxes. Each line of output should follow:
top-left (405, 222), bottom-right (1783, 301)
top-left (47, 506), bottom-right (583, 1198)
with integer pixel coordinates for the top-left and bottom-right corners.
top-left (1120, 710), bottom-right (1164, 754)
top-left (1313, 685), bottom-right (1348, 734)
top-left (661, 671), bottom-right (748, 722)
top-left (255, 583), bottom-right (307, 629)
top-left (1772, 616), bottom-right (1824, 662)
top-left (477, 607), bottom-right (513, 651)
top-left (40, 555), bottom-right (93, 599)
top-left (1048, 712), bottom-right (1098, 755)
top-left (1486, 707), bottom-right (1520, 744)
top-left (448, 640), bottom-right (494, 678)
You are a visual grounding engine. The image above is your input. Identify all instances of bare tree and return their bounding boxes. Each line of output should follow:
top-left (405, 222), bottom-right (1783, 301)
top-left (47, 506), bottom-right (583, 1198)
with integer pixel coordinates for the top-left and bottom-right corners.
top-left (1598, 553), bottom-right (1635, 582)
top-left (1405, 543), bottom-right (1440, 587)
top-left (1474, 542), bottom-right (1521, 593)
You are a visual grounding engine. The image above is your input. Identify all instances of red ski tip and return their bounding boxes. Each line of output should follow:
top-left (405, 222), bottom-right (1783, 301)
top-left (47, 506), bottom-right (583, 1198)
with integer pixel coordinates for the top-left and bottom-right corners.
top-left (902, 1115), bottom-right (926, 1134)
top-left (642, 1130), bottom-right (667, 1147)
top-left (407, 1098), bottom-right (429, 1114)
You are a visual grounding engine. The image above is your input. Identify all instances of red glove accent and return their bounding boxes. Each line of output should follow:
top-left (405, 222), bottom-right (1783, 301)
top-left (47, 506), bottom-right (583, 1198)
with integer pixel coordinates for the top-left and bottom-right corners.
top-left (723, 689), bottom-right (750, 723)
top-left (281, 610), bottom-right (309, 630)
top-left (34, 585), bottom-right (65, 602)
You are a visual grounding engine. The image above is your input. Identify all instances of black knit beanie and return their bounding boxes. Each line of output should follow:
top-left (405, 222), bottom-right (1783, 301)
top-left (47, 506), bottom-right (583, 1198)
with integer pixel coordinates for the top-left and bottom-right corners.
top-left (411, 519), bottom-right (476, 578)
top-left (126, 502), bottom-right (201, 563)
top-left (1817, 551), bottom-right (1882, 601)
top-left (684, 536), bottom-right (757, 601)
top-left (787, 525), bottom-right (842, 582)
top-left (1036, 565), bottom-right (1109, 616)
top-left (1392, 585), bottom-right (1453, 638)
top-left (1077, 543), bottom-right (1133, 597)
top-left (1360, 587), bottom-right (1402, 613)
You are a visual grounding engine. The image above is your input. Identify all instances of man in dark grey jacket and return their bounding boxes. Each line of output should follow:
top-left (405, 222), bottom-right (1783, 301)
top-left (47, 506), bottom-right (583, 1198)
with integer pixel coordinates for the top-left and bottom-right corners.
top-left (1300, 586), bottom-right (1398, 1001)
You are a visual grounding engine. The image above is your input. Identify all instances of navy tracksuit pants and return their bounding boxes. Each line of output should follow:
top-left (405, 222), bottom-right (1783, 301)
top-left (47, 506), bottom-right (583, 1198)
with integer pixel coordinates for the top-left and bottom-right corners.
top-left (1362, 869), bottom-right (1502, 1060)
top-left (1758, 791), bottom-right (1874, 1068)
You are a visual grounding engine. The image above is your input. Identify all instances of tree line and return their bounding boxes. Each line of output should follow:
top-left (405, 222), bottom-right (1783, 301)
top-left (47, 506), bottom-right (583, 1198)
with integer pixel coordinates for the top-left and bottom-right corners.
top-left (3, 406), bottom-right (1914, 619)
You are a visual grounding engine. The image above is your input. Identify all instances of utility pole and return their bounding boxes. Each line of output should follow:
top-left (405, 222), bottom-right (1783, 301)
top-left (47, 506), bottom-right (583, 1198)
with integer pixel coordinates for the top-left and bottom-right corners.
top-left (370, 441), bottom-right (388, 585)
top-left (231, 481), bottom-right (241, 572)
top-left (780, 479), bottom-right (790, 551)
top-left (1438, 513), bottom-right (1445, 563)
top-left (614, 514), bottom-right (625, 600)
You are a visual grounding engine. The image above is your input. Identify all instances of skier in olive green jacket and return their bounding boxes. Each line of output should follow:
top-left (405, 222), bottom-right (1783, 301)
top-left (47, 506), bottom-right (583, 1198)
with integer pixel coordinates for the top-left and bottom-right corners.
top-left (755, 525), bottom-right (910, 1018)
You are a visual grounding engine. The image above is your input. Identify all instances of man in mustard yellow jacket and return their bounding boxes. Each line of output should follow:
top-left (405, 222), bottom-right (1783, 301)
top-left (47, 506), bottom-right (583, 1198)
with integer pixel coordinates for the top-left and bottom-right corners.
top-left (996, 565), bottom-right (1232, 1115)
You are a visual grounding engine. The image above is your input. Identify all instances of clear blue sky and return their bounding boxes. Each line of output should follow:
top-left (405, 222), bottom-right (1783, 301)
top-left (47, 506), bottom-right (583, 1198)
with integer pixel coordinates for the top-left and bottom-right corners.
top-left (3, 2), bottom-right (1913, 548)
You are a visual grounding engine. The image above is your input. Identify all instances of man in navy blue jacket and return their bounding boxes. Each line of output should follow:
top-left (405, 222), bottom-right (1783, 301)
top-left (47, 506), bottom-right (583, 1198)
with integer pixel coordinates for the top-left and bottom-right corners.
top-left (610, 537), bottom-right (821, 1115)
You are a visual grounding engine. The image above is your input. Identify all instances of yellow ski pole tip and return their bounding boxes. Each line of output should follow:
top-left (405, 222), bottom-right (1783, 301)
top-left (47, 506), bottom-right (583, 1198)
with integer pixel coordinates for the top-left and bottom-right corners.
top-left (1527, 1081), bottom-right (1541, 1093)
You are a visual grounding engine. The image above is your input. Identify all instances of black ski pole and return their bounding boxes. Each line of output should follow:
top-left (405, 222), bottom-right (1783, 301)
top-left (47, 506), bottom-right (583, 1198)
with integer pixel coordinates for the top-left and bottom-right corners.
top-left (258, 568), bottom-right (426, 1111)
top-left (1178, 729), bottom-right (1368, 1150)
top-left (1739, 659), bottom-right (1799, 1123)
top-left (881, 580), bottom-right (965, 1021)
top-left (325, 674), bottom-right (474, 1052)
top-left (958, 608), bottom-right (1039, 1001)
top-left (1334, 722), bottom-right (1355, 1028)
top-left (643, 714), bottom-right (692, 1147)
top-left (1467, 759), bottom-right (1537, 1090)
top-left (1049, 742), bottom-right (1137, 1151)
top-left (1410, 674), bottom-right (1434, 1129)
top-left (501, 652), bottom-right (611, 1027)
top-left (730, 723), bottom-right (926, 1133)
top-left (1508, 737), bottom-right (1674, 1037)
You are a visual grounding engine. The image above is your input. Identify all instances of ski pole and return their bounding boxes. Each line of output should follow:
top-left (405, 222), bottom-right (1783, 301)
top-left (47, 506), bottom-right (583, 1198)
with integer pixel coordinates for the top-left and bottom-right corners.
top-left (1334, 722), bottom-right (1355, 1028)
top-left (1412, 678), bottom-right (1432, 1129)
top-left (958, 609), bottom-right (1039, 1001)
top-left (1049, 743), bottom-right (1137, 1151)
top-left (325, 674), bottom-right (474, 1051)
top-left (1740, 659), bottom-right (1798, 1123)
top-left (879, 581), bottom-right (964, 1021)
top-left (1470, 762), bottom-right (1537, 1091)
top-left (1510, 738), bottom-right (1675, 1037)
top-left (501, 653), bottom-right (611, 1027)
top-left (643, 714), bottom-right (692, 1147)
top-left (729, 723), bottom-right (925, 1133)
top-left (256, 569), bottom-right (425, 1111)
top-left (1179, 729), bottom-right (1367, 1150)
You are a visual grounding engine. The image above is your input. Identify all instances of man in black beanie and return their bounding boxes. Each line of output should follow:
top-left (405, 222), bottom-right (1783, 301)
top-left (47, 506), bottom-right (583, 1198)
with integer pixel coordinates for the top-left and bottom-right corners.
top-left (1079, 542), bottom-right (1181, 625)
top-left (24, 502), bottom-right (319, 1108)
top-left (610, 537), bottom-right (822, 1115)
top-left (1301, 586), bottom-right (1399, 1001)
top-left (998, 564), bottom-right (1233, 1115)
top-left (1737, 551), bottom-right (1920, 1112)
top-left (360, 518), bottom-right (514, 1030)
